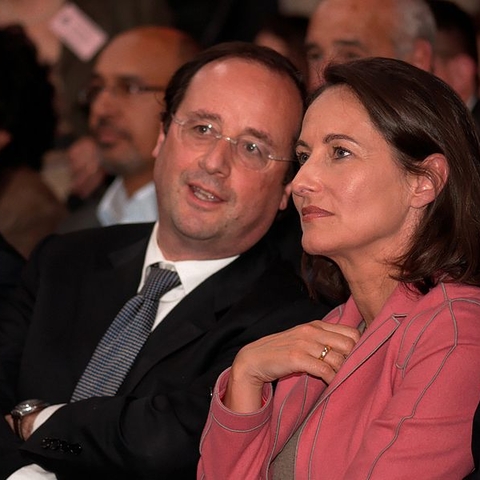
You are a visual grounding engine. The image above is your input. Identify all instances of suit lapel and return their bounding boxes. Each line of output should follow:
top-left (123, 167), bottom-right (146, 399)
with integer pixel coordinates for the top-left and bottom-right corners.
top-left (70, 232), bottom-right (150, 380)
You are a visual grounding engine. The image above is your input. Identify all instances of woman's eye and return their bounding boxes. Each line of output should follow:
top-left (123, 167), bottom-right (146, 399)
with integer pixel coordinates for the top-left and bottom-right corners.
top-left (332, 146), bottom-right (351, 159)
top-left (295, 151), bottom-right (310, 165)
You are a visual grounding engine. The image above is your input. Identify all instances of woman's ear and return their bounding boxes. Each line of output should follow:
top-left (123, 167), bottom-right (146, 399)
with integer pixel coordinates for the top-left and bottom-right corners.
top-left (410, 153), bottom-right (449, 209)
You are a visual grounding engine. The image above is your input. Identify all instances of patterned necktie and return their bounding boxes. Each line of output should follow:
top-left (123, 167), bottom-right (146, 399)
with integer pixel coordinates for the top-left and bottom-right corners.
top-left (71, 264), bottom-right (180, 401)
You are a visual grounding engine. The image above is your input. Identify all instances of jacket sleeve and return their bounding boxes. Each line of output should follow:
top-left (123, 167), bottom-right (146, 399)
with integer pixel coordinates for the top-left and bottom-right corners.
top-left (198, 369), bottom-right (275, 479)
top-left (0, 241), bottom-right (39, 479)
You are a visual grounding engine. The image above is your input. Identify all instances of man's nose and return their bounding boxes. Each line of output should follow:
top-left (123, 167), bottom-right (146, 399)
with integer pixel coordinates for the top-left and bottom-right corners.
top-left (197, 137), bottom-right (234, 177)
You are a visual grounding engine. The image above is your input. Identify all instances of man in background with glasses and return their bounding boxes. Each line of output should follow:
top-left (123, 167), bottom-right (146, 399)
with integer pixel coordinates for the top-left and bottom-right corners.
top-left (0, 43), bottom-right (333, 479)
top-left (59, 26), bottom-right (200, 233)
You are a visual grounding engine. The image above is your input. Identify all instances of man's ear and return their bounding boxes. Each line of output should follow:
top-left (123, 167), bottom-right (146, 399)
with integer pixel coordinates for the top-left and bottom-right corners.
top-left (444, 54), bottom-right (477, 100)
top-left (410, 153), bottom-right (449, 209)
top-left (279, 182), bottom-right (292, 211)
top-left (0, 129), bottom-right (12, 150)
top-left (409, 38), bottom-right (434, 73)
top-left (152, 124), bottom-right (166, 158)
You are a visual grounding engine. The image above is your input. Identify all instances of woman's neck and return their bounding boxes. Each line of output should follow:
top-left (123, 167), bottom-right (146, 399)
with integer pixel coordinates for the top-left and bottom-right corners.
top-left (337, 259), bottom-right (398, 326)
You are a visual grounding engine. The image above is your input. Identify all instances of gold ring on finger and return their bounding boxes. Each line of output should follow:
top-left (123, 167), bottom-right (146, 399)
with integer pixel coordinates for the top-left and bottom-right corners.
top-left (319, 345), bottom-right (332, 361)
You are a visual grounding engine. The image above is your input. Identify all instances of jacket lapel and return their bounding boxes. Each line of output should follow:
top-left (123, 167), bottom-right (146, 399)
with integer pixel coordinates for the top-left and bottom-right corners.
top-left (321, 313), bottom-right (402, 400)
top-left (310, 284), bottom-right (420, 405)
top-left (70, 232), bottom-right (150, 380)
top-left (118, 239), bottom-right (278, 393)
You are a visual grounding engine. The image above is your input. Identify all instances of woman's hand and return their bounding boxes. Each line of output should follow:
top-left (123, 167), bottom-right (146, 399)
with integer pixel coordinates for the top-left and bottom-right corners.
top-left (224, 321), bottom-right (360, 413)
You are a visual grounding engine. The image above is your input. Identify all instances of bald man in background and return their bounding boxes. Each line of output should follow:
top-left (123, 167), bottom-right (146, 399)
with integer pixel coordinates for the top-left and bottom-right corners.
top-left (59, 26), bottom-right (200, 232)
top-left (305, 0), bottom-right (436, 90)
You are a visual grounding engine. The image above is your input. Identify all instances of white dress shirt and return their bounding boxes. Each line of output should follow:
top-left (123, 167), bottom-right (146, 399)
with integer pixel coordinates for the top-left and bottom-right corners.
top-left (96, 178), bottom-right (158, 226)
top-left (9, 222), bottom-right (237, 479)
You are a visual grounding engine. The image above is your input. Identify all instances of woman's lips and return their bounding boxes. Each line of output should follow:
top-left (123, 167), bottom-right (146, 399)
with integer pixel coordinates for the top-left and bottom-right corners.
top-left (301, 205), bottom-right (333, 221)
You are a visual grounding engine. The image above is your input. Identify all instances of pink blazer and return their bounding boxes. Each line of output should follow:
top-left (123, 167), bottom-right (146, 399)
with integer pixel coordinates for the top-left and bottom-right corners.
top-left (198, 282), bottom-right (480, 479)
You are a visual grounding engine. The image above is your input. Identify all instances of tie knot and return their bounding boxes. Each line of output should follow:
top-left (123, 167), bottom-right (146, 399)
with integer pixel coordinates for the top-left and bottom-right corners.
top-left (141, 264), bottom-right (180, 301)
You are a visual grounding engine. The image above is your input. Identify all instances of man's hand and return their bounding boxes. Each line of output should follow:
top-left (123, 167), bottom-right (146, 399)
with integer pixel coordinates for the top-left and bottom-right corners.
top-left (4, 412), bottom-right (40, 440)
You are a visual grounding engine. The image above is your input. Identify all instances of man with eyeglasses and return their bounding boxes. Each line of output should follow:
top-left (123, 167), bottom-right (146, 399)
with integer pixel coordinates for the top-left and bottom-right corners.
top-left (0, 43), bottom-right (333, 479)
top-left (58, 26), bottom-right (200, 233)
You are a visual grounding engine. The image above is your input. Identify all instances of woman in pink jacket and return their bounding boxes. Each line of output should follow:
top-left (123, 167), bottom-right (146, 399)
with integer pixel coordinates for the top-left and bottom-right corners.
top-left (198, 57), bottom-right (480, 479)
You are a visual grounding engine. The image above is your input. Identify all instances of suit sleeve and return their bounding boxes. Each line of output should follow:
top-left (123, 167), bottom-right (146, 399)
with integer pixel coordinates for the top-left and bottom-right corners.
top-left (0, 241), bottom-right (39, 478)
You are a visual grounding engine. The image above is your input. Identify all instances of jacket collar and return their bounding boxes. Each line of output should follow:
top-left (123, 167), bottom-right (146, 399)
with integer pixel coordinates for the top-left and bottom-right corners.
top-left (318, 283), bottom-right (421, 400)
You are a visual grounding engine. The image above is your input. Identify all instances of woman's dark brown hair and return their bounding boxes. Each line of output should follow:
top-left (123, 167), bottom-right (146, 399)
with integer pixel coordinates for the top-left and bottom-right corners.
top-left (304, 57), bottom-right (480, 303)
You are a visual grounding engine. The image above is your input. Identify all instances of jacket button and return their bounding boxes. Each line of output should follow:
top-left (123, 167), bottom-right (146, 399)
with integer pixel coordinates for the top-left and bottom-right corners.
top-left (69, 443), bottom-right (82, 455)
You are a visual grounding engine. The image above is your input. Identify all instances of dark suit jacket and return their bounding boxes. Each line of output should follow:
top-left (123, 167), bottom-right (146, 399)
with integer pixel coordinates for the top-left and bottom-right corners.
top-left (0, 223), bottom-right (332, 479)
top-left (0, 234), bottom-right (24, 297)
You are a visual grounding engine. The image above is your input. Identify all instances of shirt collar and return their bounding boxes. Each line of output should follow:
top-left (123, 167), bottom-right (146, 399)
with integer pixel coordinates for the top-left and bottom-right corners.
top-left (141, 222), bottom-right (238, 295)
top-left (97, 178), bottom-right (157, 226)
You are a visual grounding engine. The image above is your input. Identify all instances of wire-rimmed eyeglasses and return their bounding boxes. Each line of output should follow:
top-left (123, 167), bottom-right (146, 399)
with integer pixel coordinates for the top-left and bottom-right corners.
top-left (171, 115), bottom-right (294, 171)
top-left (78, 78), bottom-right (166, 105)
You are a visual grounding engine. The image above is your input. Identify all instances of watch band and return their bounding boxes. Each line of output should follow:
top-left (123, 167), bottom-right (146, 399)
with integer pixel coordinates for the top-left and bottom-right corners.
top-left (11, 399), bottom-right (50, 441)
top-left (12, 416), bottom-right (22, 439)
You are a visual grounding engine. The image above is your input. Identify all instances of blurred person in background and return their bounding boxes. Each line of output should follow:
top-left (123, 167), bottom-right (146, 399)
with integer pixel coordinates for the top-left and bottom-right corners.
top-left (0, 0), bottom-right (173, 142)
top-left (305, 0), bottom-right (436, 90)
top-left (0, 25), bottom-right (66, 258)
top-left (428, 0), bottom-right (480, 134)
top-left (0, 0), bottom-right (173, 207)
top-left (254, 14), bottom-right (309, 79)
top-left (58, 26), bottom-right (200, 232)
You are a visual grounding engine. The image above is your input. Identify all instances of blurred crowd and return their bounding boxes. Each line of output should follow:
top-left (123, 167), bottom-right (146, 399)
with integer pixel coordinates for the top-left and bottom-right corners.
top-left (0, 1), bottom-right (480, 479)
top-left (0, 0), bottom-right (479, 258)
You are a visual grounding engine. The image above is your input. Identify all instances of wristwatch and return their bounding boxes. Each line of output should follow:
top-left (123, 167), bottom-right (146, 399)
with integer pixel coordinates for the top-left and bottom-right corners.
top-left (10, 399), bottom-right (50, 440)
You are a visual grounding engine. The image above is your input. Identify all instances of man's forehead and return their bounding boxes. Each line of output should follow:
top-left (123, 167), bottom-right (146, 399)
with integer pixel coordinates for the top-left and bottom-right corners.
top-left (308, 5), bottom-right (396, 59)
top-left (178, 59), bottom-right (298, 110)
top-left (190, 58), bottom-right (299, 99)
top-left (95, 35), bottom-right (182, 80)
top-left (316, 0), bottom-right (393, 15)
top-left (310, 0), bottom-right (395, 38)
top-left (189, 58), bottom-right (274, 84)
